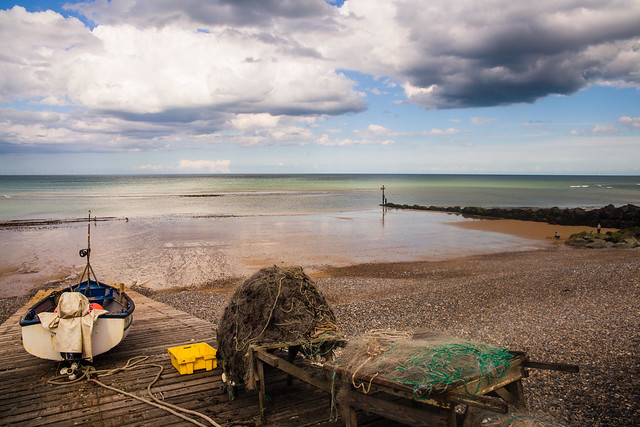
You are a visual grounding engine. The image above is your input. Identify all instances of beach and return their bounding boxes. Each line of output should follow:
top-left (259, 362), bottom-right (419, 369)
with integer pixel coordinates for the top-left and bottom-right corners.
top-left (134, 246), bottom-right (639, 426)
top-left (2, 215), bottom-right (638, 425)
top-left (0, 210), bottom-right (550, 297)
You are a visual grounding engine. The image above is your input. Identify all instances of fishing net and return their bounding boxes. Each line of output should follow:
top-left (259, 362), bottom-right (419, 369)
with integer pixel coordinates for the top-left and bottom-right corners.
top-left (216, 266), bottom-right (339, 387)
top-left (331, 329), bottom-right (513, 398)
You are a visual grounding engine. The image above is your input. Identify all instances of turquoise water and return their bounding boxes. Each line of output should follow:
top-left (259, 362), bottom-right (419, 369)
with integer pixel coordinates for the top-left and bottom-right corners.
top-left (1, 174), bottom-right (639, 221)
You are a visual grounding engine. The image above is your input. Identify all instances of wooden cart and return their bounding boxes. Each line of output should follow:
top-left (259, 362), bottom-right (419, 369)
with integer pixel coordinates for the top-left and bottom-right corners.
top-left (248, 342), bottom-right (578, 426)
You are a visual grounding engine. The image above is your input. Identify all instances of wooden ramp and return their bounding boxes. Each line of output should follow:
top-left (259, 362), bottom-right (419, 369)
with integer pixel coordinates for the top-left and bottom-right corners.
top-left (0, 291), bottom-right (367, 426)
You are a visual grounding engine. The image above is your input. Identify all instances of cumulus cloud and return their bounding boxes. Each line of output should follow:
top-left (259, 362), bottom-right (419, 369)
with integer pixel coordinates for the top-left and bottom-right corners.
top-left (352, 124), bottom-right (409, 139)
top-left (332, 0), bottom-right (640, 109)
top-left (1, 0), bottom-right (639, 156)
top-left (0, 5), bottom-right (366, 118)
top-left (6, 1), bottom-right (639, 117)
top-left (178, 159), bottom-right (231, 173)
top-left (619, 116), bottom-right (640, 129)
top-left (230, 114), bottom-right (282, 130)
top-left (0, 107), bottom-right (229, 152)
top-left (592, 124), bottom-right (619, 134)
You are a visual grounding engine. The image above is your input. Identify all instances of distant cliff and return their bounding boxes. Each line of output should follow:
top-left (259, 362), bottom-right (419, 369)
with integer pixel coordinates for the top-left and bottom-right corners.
top-left (383, 203), bottom-right (640, 229)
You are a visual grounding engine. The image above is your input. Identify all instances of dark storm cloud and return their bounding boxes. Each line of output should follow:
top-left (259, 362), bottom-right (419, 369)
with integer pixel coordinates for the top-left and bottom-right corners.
top-left (393, 0), bottom-right (640, 108)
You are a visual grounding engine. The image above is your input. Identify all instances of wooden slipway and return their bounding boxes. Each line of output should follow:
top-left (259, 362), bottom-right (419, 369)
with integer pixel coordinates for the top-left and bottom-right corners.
top-left (0, 291), bottom-right (352, 426)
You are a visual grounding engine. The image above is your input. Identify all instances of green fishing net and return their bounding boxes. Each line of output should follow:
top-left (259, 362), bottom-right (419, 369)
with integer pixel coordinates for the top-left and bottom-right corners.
top-left (332, 329), bottom-right (513, 398)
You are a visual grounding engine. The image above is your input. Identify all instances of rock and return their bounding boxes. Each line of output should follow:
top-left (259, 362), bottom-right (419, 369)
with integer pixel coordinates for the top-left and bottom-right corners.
top-left (385, 203), bottom-right (640, 229)
top-left (586, 240), bottom-right (608, 249)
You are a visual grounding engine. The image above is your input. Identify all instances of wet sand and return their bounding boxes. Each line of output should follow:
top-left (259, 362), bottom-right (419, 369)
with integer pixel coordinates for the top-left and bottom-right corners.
top-left (0, 210), bottom-right (547, 297)
top-left (450, 217), bottom-right (615, 242)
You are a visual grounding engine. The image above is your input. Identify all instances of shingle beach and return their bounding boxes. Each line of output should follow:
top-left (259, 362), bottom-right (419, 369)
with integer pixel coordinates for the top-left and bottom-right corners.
top-left (125, 247), bottom-right (640, 426)
top-left (3, 245), bottom-right (638, 425)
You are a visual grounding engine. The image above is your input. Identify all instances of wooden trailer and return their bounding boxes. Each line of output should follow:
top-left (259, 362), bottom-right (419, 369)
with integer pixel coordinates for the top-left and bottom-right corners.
top-left (243, 339), bottom-right (578, 426)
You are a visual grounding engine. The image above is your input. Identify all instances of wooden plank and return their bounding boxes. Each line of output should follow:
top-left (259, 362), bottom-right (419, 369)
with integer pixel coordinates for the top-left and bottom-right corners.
top-left (340, 390), bottom-right (450, 427)
top-left (326, 363), bottom-right (452, 409)
top-left (524, 360), bottom-right (579, 373)
top-left (255, 349), bottom-right (332, 393)
top-left (257, 359), bottom-right (267, 423)
top-left (2, 290), bottom-right (369, 426)
top-left (444, 392), bottom-right (508, 413)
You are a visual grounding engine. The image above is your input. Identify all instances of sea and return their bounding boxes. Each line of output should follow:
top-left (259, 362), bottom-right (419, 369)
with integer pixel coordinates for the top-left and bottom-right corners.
top-left (1, 174), bottom-right (639, 221)
top-left (1, 174), bottom-right (639, 296)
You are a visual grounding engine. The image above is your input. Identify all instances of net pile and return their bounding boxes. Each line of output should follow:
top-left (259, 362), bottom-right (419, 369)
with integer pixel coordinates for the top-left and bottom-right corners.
top-left (332, 329), bottom-right (513, 398)
top-left (217, 266), bottom-right (339, 387)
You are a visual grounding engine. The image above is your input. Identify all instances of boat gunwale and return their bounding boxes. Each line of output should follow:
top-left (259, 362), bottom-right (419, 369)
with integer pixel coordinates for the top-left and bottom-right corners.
top-left (19, 280), bottom-right (135, 327)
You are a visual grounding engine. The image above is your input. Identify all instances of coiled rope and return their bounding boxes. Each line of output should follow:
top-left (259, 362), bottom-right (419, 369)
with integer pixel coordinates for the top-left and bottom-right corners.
top-left (48, 356), bottom-right (221, 427)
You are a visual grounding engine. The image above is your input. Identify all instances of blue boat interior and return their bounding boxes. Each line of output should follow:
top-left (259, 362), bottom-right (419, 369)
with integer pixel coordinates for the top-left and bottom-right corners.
top-left (19, 280), bottom-right (135, 327)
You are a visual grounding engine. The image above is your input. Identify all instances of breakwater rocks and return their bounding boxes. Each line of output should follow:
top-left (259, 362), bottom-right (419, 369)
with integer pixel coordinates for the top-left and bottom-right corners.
top-left (384, 202), bottom-right (640, 229)
top-left (566, 228), bottom-right (640, 248)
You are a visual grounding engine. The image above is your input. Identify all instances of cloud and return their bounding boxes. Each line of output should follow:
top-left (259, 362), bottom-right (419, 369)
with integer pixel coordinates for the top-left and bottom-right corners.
top-left (178, 159), bottom-right (231, 173)
top-left (1, 0), bottom-right (640, 158)
top-left (0, 6), bottom-right (366, 118)
top-left (619, 116), bottom-right (640, 129)
top-left (571, 120), bottom-right (633, 135)
top-left (0, 107), bottom-right (228, 152)
top-left (6, 1), bottom-right (640, 118)
top-left (315, 134), bottom-right (395, 146)
top-left (67, 0), bottom-right (332, 28)
top-left (353, 124), bottom-right (408, 139)
top-left (230, 114), bottom-right (281, 130)
top-left (333, 0), bottom-right (640, 109)
top-left (0, 6), bottom-right (99, 104)
top-left (424, 128), bottom-right (461, 135)
top-left (138, 164), bottom-right (165, 171)
top-left (592, 124), bottom-right (619, 134)
top-left (470, 117), bottom-right (497, 125)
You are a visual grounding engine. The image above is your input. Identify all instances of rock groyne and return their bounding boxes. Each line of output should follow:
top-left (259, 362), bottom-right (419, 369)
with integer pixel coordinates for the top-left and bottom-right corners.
top-left (384, 202), bottom-right (640, 229)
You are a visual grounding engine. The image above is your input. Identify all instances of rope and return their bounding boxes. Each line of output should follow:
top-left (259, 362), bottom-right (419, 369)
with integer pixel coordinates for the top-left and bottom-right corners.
top-left (390, 341), bottom-right (513, 397)
top-left (48, 356), bottom-right (221, 427)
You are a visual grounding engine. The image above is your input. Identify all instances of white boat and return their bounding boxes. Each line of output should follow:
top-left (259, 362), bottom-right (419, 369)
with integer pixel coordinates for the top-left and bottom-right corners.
top-left (20, 280), bottom-right (134, 361)
top-left (19, 211), bottom-right (134, 362)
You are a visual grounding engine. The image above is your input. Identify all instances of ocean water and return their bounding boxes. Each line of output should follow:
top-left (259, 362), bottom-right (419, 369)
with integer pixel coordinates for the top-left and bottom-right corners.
top-left (1, 174), bottom-right (639, 221)
top-left (1, 174), bottom-right (639, 296)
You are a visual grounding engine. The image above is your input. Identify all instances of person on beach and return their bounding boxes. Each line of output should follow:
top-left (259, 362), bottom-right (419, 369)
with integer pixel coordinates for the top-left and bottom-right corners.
top-left (554, 232), bottom-right (560, 239)
top-left (597, 223), bottom-right (601, 234)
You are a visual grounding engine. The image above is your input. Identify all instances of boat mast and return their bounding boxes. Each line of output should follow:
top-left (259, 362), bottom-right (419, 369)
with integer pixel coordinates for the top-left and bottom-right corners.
top-left (78, 210), bottom-right (99, 286)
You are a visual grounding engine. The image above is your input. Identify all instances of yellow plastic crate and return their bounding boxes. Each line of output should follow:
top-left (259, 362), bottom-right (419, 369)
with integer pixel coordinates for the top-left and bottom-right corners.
top-left (168, 342), bottom-right (217, 375)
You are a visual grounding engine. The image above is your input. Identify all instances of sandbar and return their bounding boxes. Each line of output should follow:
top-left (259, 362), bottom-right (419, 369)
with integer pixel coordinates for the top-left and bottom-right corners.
top-left (450, 217), bottom-right (615, 242)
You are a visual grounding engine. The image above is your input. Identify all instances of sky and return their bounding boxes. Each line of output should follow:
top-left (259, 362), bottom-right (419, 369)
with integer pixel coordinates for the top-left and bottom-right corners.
top-left (0, 0), bottom-right (639, 175)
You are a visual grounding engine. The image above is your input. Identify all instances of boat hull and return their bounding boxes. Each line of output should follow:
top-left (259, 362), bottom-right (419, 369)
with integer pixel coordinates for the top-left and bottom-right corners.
top-left (21, 316), bottom-right (132, 361)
